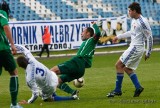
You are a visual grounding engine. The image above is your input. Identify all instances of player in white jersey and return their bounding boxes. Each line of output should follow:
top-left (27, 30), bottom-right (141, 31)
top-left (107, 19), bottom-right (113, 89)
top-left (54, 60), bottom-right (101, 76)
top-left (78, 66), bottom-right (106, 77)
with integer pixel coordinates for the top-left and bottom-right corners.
top-left (15, 44), bottom-right (78, 104)
top-left (107, 2), bottom-right (153, 97)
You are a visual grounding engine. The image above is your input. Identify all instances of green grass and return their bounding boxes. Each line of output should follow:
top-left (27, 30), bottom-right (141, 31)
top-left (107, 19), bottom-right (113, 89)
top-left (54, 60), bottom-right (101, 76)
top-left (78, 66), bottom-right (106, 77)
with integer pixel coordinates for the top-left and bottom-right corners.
top-left (0, 51), bottom-right (160, 108)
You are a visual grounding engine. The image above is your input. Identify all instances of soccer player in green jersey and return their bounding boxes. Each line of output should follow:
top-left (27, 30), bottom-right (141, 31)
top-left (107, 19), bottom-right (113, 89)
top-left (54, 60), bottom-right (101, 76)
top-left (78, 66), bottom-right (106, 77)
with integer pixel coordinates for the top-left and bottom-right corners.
top-left (50, 22), bottom-right (100, 98)
top-left (0, 8), bottom-right (23, 108)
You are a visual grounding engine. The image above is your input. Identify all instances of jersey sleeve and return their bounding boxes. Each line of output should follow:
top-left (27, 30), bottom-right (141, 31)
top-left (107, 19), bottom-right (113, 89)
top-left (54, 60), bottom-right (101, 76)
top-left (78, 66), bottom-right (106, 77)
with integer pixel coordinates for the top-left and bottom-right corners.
top-left (27, 80), bottom-right (39, 103)
top-left (0, 10), bottom-right (8, 26)
top-left (139, 18), bottom-right (153, 56)
top-left (26, 63), bottom-right (40, 104)
top-left (117, 31), bottom-right (131, 39)
top-left (15, 44), bottom-right (36, 61)
top-left (92, 24), bottom-right (101, 42)
top-left (143, 28), bottom-right (153, 56)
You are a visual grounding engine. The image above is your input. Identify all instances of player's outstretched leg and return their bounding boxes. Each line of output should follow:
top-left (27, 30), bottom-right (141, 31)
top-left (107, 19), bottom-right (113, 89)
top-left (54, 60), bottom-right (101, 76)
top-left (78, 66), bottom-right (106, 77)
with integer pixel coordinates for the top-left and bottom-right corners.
top-left (52, 93), bottom-right (79, 101)
top-left (58, 83), bottom-right (79, 99)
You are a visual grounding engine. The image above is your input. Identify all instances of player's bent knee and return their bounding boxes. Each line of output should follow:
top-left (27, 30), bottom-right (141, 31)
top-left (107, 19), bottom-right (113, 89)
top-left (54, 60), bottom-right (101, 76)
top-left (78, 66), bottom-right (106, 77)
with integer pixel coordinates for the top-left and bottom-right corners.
top-left (9, 69), bottom-right (18, 76)
top-left (123, 67), bottom-right (133, 74)
top-left (50, 66), bottom-right (61, 74)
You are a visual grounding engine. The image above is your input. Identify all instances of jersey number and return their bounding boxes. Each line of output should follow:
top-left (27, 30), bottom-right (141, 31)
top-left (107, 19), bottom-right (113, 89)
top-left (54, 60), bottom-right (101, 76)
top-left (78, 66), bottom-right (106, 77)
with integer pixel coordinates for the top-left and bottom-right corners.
top-left (36, 68), bottom-right (45, 76)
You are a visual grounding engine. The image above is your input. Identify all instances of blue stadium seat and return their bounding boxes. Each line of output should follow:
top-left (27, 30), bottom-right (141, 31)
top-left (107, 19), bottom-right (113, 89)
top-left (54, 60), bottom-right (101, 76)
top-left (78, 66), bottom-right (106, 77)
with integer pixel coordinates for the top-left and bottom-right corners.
top-left (5, 0), bottom-right (160, 24)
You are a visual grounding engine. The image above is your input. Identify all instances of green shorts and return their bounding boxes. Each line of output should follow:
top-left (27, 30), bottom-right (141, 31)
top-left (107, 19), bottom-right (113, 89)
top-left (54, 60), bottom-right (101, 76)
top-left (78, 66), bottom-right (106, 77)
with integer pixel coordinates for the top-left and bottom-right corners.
top-left (0, 50), bottom-right (17, 75)
top-left (58, 56), bottom-right (85, 82)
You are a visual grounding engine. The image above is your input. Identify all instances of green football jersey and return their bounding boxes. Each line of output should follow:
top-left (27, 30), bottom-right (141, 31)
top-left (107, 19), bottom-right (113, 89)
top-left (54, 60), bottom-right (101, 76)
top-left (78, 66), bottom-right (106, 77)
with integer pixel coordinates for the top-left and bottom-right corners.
top-left (76, 24), bottom-right (100, 68)
top-left (0, 10), bottom-right (10, 51)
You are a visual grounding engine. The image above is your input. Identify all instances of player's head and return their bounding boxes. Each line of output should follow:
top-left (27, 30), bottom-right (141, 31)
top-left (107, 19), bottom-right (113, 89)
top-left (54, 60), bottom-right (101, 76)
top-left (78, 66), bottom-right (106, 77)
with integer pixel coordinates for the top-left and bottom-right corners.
top-left (81, 27), bottom-right (94, 41)
top-left (0, 1), bottom-right (9, 16)
top-left (128, 2), bottom-right (141, 18)
top-left (17, 56), bottom-right (28, 69)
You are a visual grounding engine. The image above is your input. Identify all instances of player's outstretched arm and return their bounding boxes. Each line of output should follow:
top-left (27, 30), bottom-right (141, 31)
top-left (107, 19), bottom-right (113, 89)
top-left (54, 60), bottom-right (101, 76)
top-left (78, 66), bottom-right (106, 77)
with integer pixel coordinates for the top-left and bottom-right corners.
top-left (112, 31), bottom-right (131, 44)
top-left (19, 80), bottom-right (40, 104)
top-left (19, 93), bottom-right (38, 104)
top-left (117, 31), bottom-right (131, 39)
top-left (15, 44), bottom-right (35, 60)
top-left (15, 44), bottom-right (29, 54)
top-left (92, 22), bottom-right (101, 41)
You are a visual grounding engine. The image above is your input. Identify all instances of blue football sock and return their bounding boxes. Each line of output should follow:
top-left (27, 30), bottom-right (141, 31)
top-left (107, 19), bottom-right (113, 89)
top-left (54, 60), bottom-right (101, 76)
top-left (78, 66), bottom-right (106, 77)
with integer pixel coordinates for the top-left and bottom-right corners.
top-left (129, 72), bottom-right (141, 89)
top-left (114, 73), bottom-right (124, 92)
top-left (52, 93), bottom-right (74, 101)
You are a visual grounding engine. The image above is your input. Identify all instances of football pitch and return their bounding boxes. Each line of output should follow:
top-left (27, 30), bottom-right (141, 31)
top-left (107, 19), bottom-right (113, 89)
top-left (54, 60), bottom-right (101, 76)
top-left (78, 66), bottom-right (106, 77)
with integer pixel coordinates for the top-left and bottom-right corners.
top-left (0, 50), bottom-right (160, 108)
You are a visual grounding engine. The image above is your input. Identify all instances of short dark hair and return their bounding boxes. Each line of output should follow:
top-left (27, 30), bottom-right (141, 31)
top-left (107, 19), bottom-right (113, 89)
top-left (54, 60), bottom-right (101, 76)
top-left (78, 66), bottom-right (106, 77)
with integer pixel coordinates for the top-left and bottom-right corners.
top-left (17, 56), bottom-right (28, 69)
top-left (128, 2), bottom-right (141, 14)
top-left (0, 1), bottom-right (9, 16)
top-left (107, 21), bottom-right (111, 25)
top-left (86, 27), bottom-right (94, 37)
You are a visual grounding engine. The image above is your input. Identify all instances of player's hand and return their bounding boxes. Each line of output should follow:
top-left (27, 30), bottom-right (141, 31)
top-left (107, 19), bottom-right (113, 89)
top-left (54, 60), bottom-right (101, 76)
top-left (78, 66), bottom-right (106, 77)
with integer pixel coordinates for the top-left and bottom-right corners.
top-left (145, 55), bottom-right (150, 61)
top-left (112, 36), bottom-right (118, 44)
top-left (91, 21), bottom-right (96, 24)
top-left (19, 100), bottom-right (28, 104)
top-left (11, 45), bottom-right (17, 55)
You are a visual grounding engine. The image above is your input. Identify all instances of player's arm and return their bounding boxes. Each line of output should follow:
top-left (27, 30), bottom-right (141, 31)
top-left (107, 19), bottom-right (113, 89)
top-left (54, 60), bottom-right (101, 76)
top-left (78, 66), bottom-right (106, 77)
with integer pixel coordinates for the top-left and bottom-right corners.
top-left (113, 31), bottom-right (131, 43)
top-left (14, 44), bottom-right (36, 60)
top-left (4, 25), bottom-right (17, 55)
top-left (1, 11), bottom-right (17, 55)
top-left (19, 81), bottom-right (39, 104)
top-left (20, 71), bottom-right (40, 104)
top-left (27, 81), bottom-right (40, 104)
top-left (92, 22), bottom-right (101, 41)
top-left (19, 78), bottom-right (39, 104)
top-left (117, 31), bottom-right (131, 39)
top-left (143, 29), bottom-right (153, 61)
top-left (27, 62), bottom-right (40, 103)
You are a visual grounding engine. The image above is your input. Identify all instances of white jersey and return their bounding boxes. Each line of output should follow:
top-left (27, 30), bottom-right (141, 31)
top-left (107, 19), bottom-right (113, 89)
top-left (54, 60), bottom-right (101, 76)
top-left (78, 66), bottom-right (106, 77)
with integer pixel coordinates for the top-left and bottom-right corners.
top-left (115, 29), bottom-right (124, 36)
top-left (15, 44), bottom-right (58, 103)
top-left (117, 15), bottom-right (153, 56)
top-left (106, 28), bottom-right (114, 36)
top-left (100, 29), bottom-right (107, 37)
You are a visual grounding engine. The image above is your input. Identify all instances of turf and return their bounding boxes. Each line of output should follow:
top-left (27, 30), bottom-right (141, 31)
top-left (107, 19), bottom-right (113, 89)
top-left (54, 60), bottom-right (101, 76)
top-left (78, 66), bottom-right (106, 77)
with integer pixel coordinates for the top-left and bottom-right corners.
top-left (0, 51), bottom-right (160, 108)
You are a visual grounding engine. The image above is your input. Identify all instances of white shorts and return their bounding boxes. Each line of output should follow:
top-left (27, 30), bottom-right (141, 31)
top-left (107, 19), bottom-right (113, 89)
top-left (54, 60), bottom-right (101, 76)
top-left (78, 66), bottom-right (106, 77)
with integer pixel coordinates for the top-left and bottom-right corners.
top-left (120, 45), bottom-right (145, 70)
top-left (41, 72), bottom-right (58, 100)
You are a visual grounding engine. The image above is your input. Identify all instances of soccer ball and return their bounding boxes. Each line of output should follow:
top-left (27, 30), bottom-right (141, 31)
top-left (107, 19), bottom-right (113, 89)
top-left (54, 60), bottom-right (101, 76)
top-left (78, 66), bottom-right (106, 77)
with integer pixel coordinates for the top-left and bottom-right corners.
top-left (73, 77), bottom-right (85, 88)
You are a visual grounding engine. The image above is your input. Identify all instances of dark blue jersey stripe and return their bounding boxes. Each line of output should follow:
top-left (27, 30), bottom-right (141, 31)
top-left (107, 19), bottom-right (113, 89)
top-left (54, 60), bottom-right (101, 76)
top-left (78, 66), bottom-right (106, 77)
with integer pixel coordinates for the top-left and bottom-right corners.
top-left (139, 17), bottom-right (148, 30)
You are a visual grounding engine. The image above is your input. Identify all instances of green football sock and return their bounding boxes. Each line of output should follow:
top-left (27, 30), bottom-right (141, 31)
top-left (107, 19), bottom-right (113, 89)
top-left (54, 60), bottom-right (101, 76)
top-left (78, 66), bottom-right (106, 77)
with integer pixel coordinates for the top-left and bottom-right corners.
top-left (10, 76), bottom-right (19, 106)
top-left (58, 83), bottom-right (75, 95)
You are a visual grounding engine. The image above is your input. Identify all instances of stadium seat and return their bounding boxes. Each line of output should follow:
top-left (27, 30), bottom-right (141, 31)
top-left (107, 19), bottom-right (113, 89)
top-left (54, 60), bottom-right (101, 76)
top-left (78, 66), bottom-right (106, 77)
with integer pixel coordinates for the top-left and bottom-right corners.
top-left (4, 0), bottom-right (160, 37)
